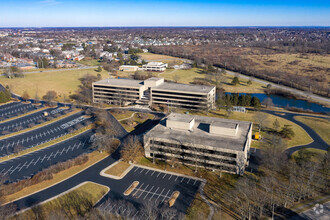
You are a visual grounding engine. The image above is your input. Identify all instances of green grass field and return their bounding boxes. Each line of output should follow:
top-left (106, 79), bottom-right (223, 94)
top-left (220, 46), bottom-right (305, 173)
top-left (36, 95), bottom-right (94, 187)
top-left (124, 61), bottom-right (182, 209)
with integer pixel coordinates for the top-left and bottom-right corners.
top-left (0, 69), bottom-right (109, 101)
top-left (295, 116), bottom-right (330, 145)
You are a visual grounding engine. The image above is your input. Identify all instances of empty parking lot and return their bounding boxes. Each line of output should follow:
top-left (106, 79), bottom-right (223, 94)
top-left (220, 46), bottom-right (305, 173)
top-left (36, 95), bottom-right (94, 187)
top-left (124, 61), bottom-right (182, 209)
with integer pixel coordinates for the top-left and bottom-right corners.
top-left (0, 107), bottom-right (71, 135)
top-left (97, 166), bottom-right (201, 217)
top-left (0, 102), bottom-right (41, 120)
top-left (0, 129), bottom-right (94, 182)
top-left (0, 111), bottom-right (90, 156)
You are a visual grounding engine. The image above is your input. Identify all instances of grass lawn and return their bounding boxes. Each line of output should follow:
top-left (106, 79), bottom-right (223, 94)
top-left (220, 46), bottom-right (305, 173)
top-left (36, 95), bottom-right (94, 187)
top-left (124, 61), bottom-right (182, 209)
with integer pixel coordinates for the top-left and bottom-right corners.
top-left (113, 111), bottom-right (155, 132)
top-left (138, 52), bottom-right (185, 64)
top-left (173, 109), bottom-right (312, 148)
top-left (110, 110), bottom-right (135, 121)
top-left (295, 116), bottom-right (330, 145)
top-left (0, 69), bottom-right (109, 101)
top-left (4, 151), bottom-right (109, 203)
top-left (104, 161), bottom-right (131, 177)
top-left (76, 57), bottom-right (101, 66)
top-left (18, 182), bottom-right (108, 218)
top-left (291, 148), bottom-right (327, 163)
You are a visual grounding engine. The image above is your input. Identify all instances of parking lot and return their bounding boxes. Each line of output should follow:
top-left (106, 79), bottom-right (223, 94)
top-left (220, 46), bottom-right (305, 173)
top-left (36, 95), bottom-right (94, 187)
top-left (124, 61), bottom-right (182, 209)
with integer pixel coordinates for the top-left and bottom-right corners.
top-left (0, 129), bottom-right (94, 182)
top-left (97, 166), bottom-right (201, 217)
top-left (0, 102), bottom-right (40, 120)
top-left (0, 111), bottom-right (89, 156)
top-left (0, 107), bottom-right (70, 135)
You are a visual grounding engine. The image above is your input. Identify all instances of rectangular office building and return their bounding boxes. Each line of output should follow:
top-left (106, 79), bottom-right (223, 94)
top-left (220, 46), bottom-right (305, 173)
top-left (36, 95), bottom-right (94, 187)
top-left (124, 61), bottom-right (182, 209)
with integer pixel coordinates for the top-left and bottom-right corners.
top-left (143, 113), bottom-right (253, 175)
top-left (93, 78), bottom-right (146, 105)
top-left (151, 82), bottom-right (216, 110)
top-left (92, 77), bottom-right (215, 110)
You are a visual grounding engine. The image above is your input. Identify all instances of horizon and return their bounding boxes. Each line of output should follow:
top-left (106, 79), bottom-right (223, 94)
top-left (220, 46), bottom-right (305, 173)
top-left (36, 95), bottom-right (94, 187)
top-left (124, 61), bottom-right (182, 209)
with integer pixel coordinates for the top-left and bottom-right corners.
top-left (1, 0), bottom-right (329, 27)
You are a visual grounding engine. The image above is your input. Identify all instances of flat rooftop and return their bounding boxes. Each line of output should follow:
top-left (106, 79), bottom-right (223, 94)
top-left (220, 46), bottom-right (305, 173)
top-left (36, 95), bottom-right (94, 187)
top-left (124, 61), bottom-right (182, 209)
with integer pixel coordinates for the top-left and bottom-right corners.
top-left (145, 113), bottom-right (252, 152)
top-left (145, 77), bottom-right (163, 82)
top-left (152, 82), bottom-right (215, 94)
top-left (93, 78), bottom-right (144, 88)
top-left (168, 113), bottom-right (194, 123)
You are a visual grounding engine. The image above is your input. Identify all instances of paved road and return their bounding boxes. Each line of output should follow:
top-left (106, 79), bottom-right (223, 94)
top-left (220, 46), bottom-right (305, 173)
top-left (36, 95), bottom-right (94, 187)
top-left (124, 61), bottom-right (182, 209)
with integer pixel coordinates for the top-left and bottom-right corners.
top-left (261, 109), bottom-right (329, 155)
top-left (7, 147), bottom-right (200, 217)
top-left (0, 111), bottom-right (90, 157)
top-left (247, 109), bottom-right (329, 173)
top-left (225, 70), bottom-right (330, 106)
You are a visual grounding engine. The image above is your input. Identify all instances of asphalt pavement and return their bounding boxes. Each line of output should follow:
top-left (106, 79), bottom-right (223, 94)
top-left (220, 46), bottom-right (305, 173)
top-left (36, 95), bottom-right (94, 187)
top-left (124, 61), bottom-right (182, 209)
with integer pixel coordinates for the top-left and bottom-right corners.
top-left (0, 111), bottom-right (90, 156)
top-left (0, 129), bottom-right (94, 182)
top-left (0, 102), bottom-right (41, 120)
top-left (0, 107), bottom-right (70, 136)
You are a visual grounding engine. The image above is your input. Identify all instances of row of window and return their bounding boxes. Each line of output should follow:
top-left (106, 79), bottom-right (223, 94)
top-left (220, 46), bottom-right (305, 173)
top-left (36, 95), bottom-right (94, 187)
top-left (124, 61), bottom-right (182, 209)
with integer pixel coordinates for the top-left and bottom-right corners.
top-left (94, 85), bottom-right (140, 91)
top-left (152, 94), bottom-right (208, 103)
top-left (150, 146), bottom-right (237, 165)
top-left (151, 90), bottom-right (208, 98)
top-left (151, 153), bottom-right (236, 173)
top-left (150, 140), bottom-right (237, 158)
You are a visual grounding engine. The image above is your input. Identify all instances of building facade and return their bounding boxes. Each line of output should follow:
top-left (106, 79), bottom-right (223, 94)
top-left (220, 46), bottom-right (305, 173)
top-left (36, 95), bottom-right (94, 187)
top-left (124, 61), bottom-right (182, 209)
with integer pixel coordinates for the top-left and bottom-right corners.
top-left (92, 77), bottom-right (216, 110)
top-left (92, 78), bottom-right (146, 105)
top-left (143, 113), bottom-right (253, 175)
top-left (142, 62), bottom-right (168, 72)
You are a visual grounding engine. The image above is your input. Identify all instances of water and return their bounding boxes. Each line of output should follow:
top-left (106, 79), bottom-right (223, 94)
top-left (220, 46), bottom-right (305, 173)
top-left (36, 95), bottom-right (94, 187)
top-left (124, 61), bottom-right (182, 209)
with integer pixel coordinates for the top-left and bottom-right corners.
top-left (225, 93), bottom-right (330, 114)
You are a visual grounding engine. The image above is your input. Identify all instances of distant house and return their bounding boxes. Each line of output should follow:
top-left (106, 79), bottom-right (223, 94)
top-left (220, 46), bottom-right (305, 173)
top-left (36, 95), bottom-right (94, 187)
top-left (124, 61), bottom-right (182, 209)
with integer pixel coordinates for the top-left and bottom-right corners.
top-left (232, 106), bottom-right (246, 113)
top-left (16, 63), bottom-right (34, 70)
top-left (142, 48), bottom-right (148, 53)
top-left (142, 62), bottom-right (168, 72)
top-left (119, 65), bottom-right (139, 72)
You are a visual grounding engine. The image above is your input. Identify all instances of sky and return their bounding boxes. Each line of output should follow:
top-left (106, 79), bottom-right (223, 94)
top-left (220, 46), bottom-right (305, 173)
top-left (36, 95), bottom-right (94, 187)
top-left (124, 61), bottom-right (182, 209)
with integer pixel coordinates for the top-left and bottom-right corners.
top-left (0, 0), bottom-right (329, 27)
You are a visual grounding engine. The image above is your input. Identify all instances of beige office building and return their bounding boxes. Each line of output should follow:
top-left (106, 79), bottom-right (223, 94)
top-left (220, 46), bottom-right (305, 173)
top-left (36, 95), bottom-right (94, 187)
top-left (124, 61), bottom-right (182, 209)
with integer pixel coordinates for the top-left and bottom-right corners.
top-left (92, 77), bottom-right (215, 110)
top-left (143, 113), bottom-right (253, 175)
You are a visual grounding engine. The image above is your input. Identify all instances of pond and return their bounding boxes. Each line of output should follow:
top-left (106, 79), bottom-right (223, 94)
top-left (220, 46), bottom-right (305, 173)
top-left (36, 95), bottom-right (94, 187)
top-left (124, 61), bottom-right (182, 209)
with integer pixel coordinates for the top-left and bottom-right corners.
top-left (225, 93), bottom-right (330, 114)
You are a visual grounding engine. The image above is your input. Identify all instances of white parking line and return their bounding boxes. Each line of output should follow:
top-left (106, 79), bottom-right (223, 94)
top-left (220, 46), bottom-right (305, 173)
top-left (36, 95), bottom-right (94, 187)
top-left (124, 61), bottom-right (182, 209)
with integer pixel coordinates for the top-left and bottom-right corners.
top-left (136, 184), bottom-right (149, 199)
top-left (161, 189), bottom-right (171, 203)
top-left (157, 172), bottom-right (161, 177)
top-left (155, 188), bottom-right (165, 203)
top-left (139, 168), bottom-right (144, 174)
top-left (148, 187), bottom-right (159, 201)
top-left (132, 183), bottom-right (144, 197)
top-left (162, 173), bottom-right (167, 179)
top-left (150, 171), bottom-right (155, 176)
top-left (143, 186), bottom-right (154, 199)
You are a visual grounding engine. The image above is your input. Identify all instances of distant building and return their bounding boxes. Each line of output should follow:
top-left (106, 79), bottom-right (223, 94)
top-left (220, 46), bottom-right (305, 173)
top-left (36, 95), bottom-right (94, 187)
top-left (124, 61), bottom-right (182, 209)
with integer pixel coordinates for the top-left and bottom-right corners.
top-left (143, 113), bottom-right (253, 175)
top-left (142, 62), bottom-right (168, 72)
top-left (92, 77), bottom-right (215, 110)
top-left (232, 106), bottom-right (246, 113)
top-left (119, 65), bottom-right (139, 72)
top-left (16, 63), bottom-right (34, 70)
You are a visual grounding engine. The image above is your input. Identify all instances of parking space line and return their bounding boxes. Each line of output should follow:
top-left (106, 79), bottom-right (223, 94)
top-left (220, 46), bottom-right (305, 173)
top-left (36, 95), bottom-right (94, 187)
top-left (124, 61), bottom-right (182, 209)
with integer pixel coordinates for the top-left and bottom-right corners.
top-left (145, 169), bottom-right (150, 174)
top-left (139, 168), bottom-right (144, 174)
top-left (136, 184), bottom-right (149, 199)
top-left (132, 183), bottom-right (144, 197)
top-left (143, 186), bottom-right (154, 199)
top-left (155, 188), bottom-right (165, 203)
top-left (187, 178), bottom-right (191, 184)
top-left (180, 177), bottom-right (184, 183)
top-left (168, 174), bottom-right (172, 180)
top-left (162, 173), bottom-right (167, 179)
top-left (150, 171), bottom-right (155, 176)
top-left (194, 179), bottom-right (197, 185)
top-left (148, 187), bottom-right (159, 201)
top-left (157, 172), bottom-right (161, 177)
top-left (161, 189), bottom-right (171, 203)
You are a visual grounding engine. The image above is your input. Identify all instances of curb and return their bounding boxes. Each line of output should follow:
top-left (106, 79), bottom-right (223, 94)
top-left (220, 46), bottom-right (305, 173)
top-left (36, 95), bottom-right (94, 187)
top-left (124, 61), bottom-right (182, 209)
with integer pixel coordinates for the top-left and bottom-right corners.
top-left (99, 159), bottom-right (134, 180)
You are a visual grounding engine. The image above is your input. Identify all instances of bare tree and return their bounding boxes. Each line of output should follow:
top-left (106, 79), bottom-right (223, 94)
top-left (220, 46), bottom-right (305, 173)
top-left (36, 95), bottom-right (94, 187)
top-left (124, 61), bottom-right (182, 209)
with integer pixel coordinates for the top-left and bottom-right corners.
top-left (254, 112), bottom-right (268, 132)
top-left (121, 135), bottom-right (143, 163)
